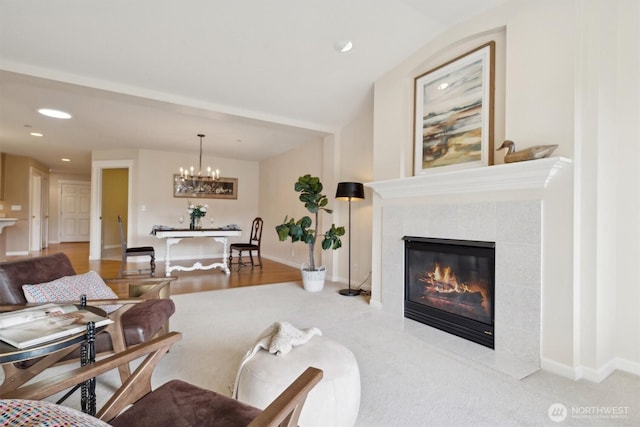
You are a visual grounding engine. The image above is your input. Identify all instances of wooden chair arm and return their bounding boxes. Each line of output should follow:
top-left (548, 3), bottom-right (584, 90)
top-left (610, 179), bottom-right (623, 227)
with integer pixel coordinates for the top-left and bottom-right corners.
top-left (3, 332), bottom-right (182, 419)
top-left (104, 277), bottom-right (175, 300)
top-left (248, 367), bottom-right (323, 427)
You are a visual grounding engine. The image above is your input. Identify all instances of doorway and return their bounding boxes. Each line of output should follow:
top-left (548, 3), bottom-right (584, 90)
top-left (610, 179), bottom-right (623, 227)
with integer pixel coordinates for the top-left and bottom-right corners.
top-left (30, 169), bottom-right (51, 251)
top-left (89, 160), bottom-right (134, 261)
top-left (101, 168), bottom-right (129, 259)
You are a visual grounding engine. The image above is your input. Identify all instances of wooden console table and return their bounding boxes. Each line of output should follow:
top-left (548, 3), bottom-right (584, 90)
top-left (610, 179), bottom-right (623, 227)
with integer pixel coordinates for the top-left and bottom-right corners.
top-left (153, 228), bottom-right (242, 276)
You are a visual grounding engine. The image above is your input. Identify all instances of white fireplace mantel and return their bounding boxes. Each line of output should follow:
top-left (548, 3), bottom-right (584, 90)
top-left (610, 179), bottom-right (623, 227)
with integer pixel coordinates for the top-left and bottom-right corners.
top-left (365, 157), bottom-right (571, 199)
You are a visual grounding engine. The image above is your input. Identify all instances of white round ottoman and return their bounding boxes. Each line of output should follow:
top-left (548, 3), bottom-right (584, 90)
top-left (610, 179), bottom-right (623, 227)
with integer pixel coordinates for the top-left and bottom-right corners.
top-left (236, 336), bottom-right (360, 427)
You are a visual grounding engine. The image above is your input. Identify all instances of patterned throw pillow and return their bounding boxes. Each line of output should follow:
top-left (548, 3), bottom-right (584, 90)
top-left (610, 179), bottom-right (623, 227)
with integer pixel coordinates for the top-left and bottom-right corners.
top-left (0, 399), bottom-right (112, 426)
top-left (22, 271), bottom-right (121, 313)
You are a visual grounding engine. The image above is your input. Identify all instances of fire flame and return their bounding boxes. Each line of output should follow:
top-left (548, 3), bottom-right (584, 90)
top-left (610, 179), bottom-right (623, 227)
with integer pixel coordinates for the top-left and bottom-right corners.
top-left (427, 263), bottom-right (472, 293)
top-left (418, 262), bottom-right (489, 313)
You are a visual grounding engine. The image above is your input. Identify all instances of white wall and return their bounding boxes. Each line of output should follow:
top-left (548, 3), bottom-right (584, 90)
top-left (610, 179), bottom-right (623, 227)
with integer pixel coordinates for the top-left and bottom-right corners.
top-left (93, 148), bottom-right (259, 260)
top-left (370, 0), bottom-right (640, 380)
top-left (332, 99), bottom-right (374, 288)
top-left (613, 0), bottom-right (640, 375)
top-left (573, 0), bottom-right (640, 379)
top-left (259, 107), bottom-right (375, 288)
top-left (259, 138), bottom-right (325, 269)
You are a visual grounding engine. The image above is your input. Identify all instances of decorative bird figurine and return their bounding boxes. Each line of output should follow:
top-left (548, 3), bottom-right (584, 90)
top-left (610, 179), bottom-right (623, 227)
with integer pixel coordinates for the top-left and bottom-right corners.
top-left (496, 140), bottom-right (558, 163)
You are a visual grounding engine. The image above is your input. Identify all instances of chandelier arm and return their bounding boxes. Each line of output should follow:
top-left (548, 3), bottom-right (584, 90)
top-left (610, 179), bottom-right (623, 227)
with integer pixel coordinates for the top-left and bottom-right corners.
top-left (198, 134), bottom-right (204, 176)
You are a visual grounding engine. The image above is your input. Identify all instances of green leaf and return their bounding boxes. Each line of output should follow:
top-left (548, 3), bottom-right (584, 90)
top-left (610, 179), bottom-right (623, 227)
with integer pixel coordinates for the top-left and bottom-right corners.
top-left (275, 224), bottom-right (290, 241)
top-left (299, 216), bottom-right (312, 229)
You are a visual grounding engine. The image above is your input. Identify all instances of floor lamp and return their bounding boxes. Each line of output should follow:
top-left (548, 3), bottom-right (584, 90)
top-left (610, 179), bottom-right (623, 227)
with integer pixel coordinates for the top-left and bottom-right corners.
top-left (335, 182), bottom-right (365, 296)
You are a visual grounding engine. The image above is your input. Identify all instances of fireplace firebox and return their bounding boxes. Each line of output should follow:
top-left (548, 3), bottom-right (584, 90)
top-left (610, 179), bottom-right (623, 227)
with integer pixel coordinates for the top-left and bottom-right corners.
top-left (403, 236), bottom-right (495, 348)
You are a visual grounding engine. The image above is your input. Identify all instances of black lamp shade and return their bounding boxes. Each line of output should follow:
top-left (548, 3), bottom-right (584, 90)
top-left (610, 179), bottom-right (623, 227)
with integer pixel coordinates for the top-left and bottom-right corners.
top-left (335, 182), bottom-right (365, 201)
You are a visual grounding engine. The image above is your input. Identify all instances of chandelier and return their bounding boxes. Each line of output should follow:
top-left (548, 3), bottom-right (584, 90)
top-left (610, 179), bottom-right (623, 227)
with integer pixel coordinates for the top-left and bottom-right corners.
top-left (177, 134), bottom-right (220, 192)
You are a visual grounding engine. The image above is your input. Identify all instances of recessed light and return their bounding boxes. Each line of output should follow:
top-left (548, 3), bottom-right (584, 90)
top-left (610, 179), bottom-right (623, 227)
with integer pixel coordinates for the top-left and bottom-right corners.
top-left (334, 40), bottom-right (353, 53)
top-left (30, 132), bottom-right (43, 137)
top-left (38, 108), bottom-right (72, 119)
top-left (61, 158), bottom-right (71, 162)
top-left (438, 82), bottom-right (449, 90)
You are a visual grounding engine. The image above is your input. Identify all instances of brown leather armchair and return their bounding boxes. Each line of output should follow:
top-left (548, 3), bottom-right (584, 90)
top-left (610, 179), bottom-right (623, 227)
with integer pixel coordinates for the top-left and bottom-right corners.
top-left (0, 252), bottom-right (175, 390)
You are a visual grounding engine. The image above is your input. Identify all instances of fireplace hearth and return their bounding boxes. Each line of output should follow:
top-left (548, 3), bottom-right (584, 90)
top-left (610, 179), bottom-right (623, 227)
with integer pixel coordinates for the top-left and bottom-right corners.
top-left (403, 236), bottom-right (495, 348)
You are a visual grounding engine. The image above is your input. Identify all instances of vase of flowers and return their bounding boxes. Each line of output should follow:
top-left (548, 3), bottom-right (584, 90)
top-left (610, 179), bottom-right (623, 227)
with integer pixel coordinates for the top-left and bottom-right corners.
top-left (187, 201), bottom-right (207, 230)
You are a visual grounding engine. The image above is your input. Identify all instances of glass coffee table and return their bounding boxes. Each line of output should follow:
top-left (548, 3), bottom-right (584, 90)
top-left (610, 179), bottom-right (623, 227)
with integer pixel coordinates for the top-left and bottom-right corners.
top-left (0, 305), bottom-right (106, 415)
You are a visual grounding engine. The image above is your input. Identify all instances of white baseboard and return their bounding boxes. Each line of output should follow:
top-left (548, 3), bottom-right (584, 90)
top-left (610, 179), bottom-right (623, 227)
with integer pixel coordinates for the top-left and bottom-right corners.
top-left (612, 357), bottom-right (640, 377)
top-left (369, 300), bottom-right (383, 310)
top-left (578, 360), bottom-right (618, 383)
top-left (540, 357), bottom-right (580, 380)
top-left (263, 255), bottom-right (347, 283)
top-left (263, 254), bottom-right (300, 269)
top-left (541, 356), bottom-right (640, 382)
top-left (6, 251), bottom-right (29, 256)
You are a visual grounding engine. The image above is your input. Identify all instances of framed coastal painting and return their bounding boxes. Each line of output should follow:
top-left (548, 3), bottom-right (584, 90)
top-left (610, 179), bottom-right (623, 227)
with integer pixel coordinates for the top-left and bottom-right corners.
top-left (413, 41), bottom-right (495, 175)
top-left (173, 175), bottom-right (238, 199)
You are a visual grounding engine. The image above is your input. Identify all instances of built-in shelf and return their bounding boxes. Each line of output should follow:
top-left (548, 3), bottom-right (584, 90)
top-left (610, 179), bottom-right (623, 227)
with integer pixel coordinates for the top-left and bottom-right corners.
top-left (365, 157), bottom-right (571, 199)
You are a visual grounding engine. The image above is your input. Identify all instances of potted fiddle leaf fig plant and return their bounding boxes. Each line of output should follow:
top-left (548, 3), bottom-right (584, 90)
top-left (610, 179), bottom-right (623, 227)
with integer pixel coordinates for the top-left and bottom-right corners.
top-left (276, 174), bottom-right (345, 291)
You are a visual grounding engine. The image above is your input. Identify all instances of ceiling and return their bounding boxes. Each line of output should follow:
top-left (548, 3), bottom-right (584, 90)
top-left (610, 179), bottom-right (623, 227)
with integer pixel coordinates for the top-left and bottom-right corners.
top-left (0, 0), bottom-right (507, 175)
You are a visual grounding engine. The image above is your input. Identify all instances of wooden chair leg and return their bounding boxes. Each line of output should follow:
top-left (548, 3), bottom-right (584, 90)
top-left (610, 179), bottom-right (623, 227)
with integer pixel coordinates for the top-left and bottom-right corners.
top-left (104, 322), bottom-right (131, 383)
top-left (119, 256), bottom-right (126, 278)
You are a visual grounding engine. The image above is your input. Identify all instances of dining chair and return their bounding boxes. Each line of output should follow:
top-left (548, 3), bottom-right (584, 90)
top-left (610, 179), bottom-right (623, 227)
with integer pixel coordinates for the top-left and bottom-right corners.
top-left (229, 217), bottom-right (263, 270)
top-left (117, 215), bottom-right (156, 278)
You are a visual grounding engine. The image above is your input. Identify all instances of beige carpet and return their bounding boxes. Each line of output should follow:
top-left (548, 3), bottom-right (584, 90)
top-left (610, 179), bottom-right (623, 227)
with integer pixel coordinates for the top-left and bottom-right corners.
top-left (40, 281), bottom-right (639, 426)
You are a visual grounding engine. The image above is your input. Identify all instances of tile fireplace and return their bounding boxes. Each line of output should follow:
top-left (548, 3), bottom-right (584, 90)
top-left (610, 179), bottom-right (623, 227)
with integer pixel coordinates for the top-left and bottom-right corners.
top-left (403, 236), bottom-right (495, 348)
top-left (367, 157), bottom-right (571, 378)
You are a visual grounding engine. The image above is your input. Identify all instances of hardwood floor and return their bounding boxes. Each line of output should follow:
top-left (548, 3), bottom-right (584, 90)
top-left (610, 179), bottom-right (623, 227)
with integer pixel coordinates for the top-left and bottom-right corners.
top-left (6, 242), bottom-right (302, 296)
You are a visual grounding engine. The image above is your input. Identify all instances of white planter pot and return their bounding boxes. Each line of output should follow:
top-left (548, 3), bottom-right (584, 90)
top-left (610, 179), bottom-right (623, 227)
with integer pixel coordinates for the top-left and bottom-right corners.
top-left (301, 265), bottom-right (326, 292)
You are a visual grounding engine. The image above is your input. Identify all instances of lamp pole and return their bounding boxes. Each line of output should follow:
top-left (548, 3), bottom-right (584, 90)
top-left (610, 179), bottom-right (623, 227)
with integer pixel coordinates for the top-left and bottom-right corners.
top-left (336, 182), bottom-right (364, 296)
top-left (339, 196), bottom-right (360, 295)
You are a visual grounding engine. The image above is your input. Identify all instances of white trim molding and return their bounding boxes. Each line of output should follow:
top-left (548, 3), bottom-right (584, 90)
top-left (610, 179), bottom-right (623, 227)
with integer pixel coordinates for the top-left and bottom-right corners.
top-left (366, 157), bottom-right (572, 198)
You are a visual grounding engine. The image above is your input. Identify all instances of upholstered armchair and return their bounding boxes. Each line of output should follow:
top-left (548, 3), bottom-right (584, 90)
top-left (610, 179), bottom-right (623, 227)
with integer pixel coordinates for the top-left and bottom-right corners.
top-left (0, 252), bottom-right (175, 391)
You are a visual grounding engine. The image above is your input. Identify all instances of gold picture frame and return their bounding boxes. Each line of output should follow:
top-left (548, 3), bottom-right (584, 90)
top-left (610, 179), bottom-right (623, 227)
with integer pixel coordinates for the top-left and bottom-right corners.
top-left (173, 175), bottom-right (238, 199)
top-left (413, 41), bottom-right (495, 175)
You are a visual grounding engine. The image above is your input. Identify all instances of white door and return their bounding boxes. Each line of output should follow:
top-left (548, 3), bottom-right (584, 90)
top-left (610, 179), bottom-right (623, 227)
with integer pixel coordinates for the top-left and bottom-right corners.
top-left (60, 183), bottom-right (91, 242)
top-left (30, 175), bottom-right (42, 251)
